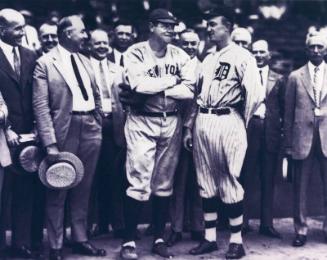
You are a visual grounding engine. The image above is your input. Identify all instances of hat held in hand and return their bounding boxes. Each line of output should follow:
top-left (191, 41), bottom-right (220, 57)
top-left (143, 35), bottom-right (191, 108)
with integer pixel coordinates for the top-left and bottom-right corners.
top-left (38, 152), bottom-right (84, 189)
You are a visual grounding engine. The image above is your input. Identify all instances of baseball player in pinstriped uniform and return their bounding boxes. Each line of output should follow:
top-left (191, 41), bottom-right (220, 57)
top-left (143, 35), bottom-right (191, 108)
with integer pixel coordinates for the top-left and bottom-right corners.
top-left (119, 9), bottom-right (196, 260)
top-left (184, 8), bottom-right (264, 259)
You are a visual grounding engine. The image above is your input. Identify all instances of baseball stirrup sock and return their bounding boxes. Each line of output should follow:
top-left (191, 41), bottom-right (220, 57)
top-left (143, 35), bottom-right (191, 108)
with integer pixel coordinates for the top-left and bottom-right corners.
top-left (225, 201), bottom-right (243, 244)
top-left (152, 195), bottom-right (170, 240)
top-left (124, 196), bottom-right (143, 243)
top-left (202, 197), bottom-right (218, 242)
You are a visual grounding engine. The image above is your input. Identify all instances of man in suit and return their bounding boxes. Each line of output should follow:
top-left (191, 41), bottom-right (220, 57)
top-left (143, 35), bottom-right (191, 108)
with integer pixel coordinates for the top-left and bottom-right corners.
top-left (0, 8), bottom-right (44, 258)
top-left (168, 29), bottom-right (204, 247)
top-left (231, 27), bottom-right (252, 50)
top-left (108, 20), bottom-right (135, 67)
top-left (33, 15), bottom-right (106, 260)
top-left (241, 40), bottom-right (284, 238)
top-left (88, 29), bottom-right (126, 238)
top-left (284, 33), bottom-right (327, 247)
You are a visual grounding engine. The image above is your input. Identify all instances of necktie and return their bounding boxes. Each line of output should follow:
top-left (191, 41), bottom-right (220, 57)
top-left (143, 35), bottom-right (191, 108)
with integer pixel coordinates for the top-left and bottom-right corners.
top-left (13, 47), bottom-right (20, 79)
top-left (119, 54), bottom-right (124, 67)
top-left (70, 54), bottom-right (89, 101)
top-left (99, 61), bottom-right (110, 99)
top-left (259, 69), bottom-right (263, 86)
top-left (313, 66), bottom-right (320, 107)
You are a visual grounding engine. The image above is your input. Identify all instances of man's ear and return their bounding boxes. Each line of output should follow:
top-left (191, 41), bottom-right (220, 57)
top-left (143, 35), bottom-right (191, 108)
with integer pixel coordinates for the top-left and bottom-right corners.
top-left (149, 22), bottom-right (155, 33)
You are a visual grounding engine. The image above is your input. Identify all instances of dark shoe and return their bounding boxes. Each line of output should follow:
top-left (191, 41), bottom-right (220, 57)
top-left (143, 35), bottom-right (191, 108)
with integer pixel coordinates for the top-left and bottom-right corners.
top-left (167, 231), bottom-right (182, 247)
top-left (120, 245), bottom-right (138, 259)
top-left (292, 234), bottom-right (307, 247)
top-left (191, 231), bottom-right (204, 241)
top-left (189, 239), bottom-right (218, 255)
top-left (225, 243), bottom-right (245, 259)
top-left (145, 224), bottom-right (154, 236)
top-left (152, 242), bottom-right (173, 258)
top-left (114, 228), bottom-right (126, 239)
top-left (89, 225), bottom-right (109, 238)
top-left (259, 226), bottom-right (282, 239)
top-left (241, 224), bottom-right (253, 235)
top-left (72, 241), bottom-right (106, 256)
top-left (11, 245), bottom-right (35, 258)
top-left (49, 249), bottom-right (63, 260)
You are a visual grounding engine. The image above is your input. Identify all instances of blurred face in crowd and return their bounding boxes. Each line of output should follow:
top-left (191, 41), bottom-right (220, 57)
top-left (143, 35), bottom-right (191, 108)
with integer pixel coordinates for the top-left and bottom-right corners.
top-left (207, 16), bottom-right (229, 44)
top-left (90, 30), bottom-right (110, 60)
top-left (114, 25), bottom-right (133, 51)
top-left (231, 28), bottom-right (252, 50)
top-left (180, 31), bottom-right (200, 59)
top-left (0, 9), bottom-right (26, 46)
top-left (150, 21), bottom-right (175, 44)
top-left (39, 24), bottom-right (58, 53)
top-left (64, 17), bottom-right (88, 52)
top-left (252, 40), bottom-right (271, 68)
top-left (306, 35), bottom-right (326, 66)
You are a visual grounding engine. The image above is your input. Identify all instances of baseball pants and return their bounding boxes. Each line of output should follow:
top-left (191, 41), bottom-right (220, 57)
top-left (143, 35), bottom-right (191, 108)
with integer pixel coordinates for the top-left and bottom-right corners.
top-left (193, 110), bottom-right (247, 203)
top-left (124, 113), bottom-right (182, 201)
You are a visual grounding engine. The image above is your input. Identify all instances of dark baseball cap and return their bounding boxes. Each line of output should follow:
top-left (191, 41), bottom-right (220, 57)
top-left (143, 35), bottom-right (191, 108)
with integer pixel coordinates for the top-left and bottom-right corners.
top-left (149, 8), bottom-right (178, 25)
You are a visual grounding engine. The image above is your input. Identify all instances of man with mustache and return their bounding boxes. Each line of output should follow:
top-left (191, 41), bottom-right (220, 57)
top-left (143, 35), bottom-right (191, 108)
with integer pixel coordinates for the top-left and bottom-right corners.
top-left (38, 22), bottom-right (58, 55)
top-left (33, 15), bottom-right (106, 260)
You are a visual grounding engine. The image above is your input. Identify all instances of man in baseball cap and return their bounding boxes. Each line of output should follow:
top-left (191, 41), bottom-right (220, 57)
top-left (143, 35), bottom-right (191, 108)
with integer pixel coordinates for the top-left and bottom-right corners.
top-left (149, 8), bottom-right (178, 24)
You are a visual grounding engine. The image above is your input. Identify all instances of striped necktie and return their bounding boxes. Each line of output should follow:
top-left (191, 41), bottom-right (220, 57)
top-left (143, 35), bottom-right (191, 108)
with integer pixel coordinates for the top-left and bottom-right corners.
top-left (13, 47), bottom-right (20, 79)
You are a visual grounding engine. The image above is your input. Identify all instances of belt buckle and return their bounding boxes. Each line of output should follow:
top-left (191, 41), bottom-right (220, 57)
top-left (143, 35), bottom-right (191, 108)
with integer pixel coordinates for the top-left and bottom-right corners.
top-left (163, 111), bottom-right (167, 119)
top-left (207, 108), bottom-right (213, 114)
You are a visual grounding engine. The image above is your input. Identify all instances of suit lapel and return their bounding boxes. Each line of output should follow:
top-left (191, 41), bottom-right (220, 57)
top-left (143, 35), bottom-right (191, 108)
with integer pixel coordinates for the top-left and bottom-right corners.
top-left (266, 69), bottom-right (276, 97)
top-left (320, 64), bottom-right (327, 102)
top-left (299, 64), bottom-right (315, 103)
top-left (0, 47), bottom-right (19, 83)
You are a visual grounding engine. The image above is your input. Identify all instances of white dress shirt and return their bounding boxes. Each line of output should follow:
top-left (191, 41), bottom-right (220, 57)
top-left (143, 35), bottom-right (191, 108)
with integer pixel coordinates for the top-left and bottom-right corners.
top-left (0, 39), bottom-right (20, 71)
top-left (57, 45), bottom-right (95, 111)
top-left (308, 61), bottom-right (325, 98)
top-left (254, 65), bottom-right (269, 118)
top-left (113, 48), bottom-right (124, 66)
top-left (90, 57), bottom-right (112, 113)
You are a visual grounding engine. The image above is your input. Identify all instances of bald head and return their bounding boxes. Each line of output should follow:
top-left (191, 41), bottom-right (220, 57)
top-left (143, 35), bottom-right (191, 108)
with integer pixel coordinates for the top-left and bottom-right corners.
top-left (231, 27), bottom-right (252, 49)
top-left (0, 8), bottom-right (25, 46)
top-left (306, 33), bottom-right (327, 66)
top-left (252, 40), bottom-right (270, 68)
top-left (89, 29), bottom-right (110, 60)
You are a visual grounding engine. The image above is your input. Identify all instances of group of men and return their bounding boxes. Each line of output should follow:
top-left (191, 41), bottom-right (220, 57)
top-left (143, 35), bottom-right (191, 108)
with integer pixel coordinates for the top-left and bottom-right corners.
top-left (0, 4), bottom-right (326, 260)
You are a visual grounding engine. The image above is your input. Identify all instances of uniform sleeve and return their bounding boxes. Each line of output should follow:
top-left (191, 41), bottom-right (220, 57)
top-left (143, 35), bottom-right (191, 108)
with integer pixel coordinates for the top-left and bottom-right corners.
top-left (165, 54), bottom-right (196, 100)
top-left (0, 91), bottom-right (8, 127)
top-left (124, 48), bottom-right (176, 94)
top-left (241, 56), bottom-right (265, 127)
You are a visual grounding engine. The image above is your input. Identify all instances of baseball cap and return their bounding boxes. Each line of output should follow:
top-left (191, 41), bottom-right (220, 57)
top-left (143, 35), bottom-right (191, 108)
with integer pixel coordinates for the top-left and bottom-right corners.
top-left (149, 8), bottom-right (178, 25)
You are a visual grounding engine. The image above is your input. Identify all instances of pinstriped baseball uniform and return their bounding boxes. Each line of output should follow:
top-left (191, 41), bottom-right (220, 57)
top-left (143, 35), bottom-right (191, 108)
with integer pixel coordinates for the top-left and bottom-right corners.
top-left (123, 41), bottom-right (196, 201)
top-left (191, 43), bottom-right (263, 203)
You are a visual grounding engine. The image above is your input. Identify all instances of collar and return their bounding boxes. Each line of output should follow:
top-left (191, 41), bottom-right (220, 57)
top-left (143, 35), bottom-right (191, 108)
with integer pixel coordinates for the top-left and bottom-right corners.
top-left (0, 39), bottom-right (14, 53)
top-left (308, 60), bottom-right (325, 72)
top-left (57, 44), bottom-right (74, 58)
top-left (258, 65), bottom-right (269, 74)
top-left (91, 56), bottom-right (107, 65)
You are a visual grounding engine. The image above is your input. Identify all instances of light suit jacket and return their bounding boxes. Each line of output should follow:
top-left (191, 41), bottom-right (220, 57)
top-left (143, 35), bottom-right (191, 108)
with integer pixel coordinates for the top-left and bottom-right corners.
top-left (0, 91), bottom-right (11, 167)
top-left (33, 46), bottom-right (103, 149)
top-left (284, 63), bottom-right (327, 159)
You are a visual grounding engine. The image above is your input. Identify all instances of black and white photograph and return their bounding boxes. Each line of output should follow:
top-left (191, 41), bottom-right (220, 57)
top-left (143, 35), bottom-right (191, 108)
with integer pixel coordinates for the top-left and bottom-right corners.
top-left (0, 0), bottom-right (326, 259)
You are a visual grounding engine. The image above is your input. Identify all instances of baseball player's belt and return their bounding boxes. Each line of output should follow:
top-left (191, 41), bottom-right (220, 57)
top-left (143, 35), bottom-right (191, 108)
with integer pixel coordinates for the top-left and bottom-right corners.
top-left (132, 109), bottom-right (179, 117)
top-left (199, 107), bottom-right (231, 115)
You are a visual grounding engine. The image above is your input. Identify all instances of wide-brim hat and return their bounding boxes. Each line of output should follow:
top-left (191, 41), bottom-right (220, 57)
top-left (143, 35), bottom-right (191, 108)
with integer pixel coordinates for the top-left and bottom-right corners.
top-left (38, 152), bottom-right (84, 190)
top-left (18, 144), bottom-right (45, 173)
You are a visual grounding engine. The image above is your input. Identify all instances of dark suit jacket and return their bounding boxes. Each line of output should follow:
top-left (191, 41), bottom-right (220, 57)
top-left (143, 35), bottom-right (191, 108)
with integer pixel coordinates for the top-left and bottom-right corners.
top-left (284, 63), bottom-right (327, 160)
top-left (0, 46), bottom-right (37, 134)
top-left (33, 46), bottom-right (103, 150)
top-left (264, 69), bottom-right (285, 153)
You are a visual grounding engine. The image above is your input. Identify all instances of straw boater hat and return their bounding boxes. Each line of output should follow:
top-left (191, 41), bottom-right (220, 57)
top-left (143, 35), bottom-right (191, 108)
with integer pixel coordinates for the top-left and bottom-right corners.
top-left (38, 152), bottom-right (84, 189)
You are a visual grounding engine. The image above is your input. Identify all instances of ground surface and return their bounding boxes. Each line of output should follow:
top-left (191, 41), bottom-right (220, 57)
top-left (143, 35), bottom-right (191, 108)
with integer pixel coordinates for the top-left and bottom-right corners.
top-left (7, 217), bottom-right (327, 260)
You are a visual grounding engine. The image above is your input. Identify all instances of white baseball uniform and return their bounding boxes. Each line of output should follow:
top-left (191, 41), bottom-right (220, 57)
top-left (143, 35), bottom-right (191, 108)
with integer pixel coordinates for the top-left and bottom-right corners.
top-left (124, 41), bottom-right (196, 201)
top-left (186, 43), bottom-right (264, 203)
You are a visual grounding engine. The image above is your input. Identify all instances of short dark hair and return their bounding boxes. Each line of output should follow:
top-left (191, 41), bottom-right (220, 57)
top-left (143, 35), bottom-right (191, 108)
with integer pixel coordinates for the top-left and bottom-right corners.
top-left (113, 20), bottom-right (134, 30)
top-left (57, 15), bottom-right (80, 39)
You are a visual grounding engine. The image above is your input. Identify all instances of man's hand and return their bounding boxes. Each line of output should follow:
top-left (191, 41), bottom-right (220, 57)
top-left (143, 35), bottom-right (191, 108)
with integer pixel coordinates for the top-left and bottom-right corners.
top-left (46, 144), bottom-right (60, 163)
top-left (5, 128), bottom-right (20, 147)
top-left (183, 127), bottom-right (193, 152)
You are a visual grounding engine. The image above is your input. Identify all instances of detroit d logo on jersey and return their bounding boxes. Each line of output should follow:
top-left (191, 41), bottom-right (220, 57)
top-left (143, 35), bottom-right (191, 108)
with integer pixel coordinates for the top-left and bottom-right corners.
top-left (213, 62), bottom-right (230, 81)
